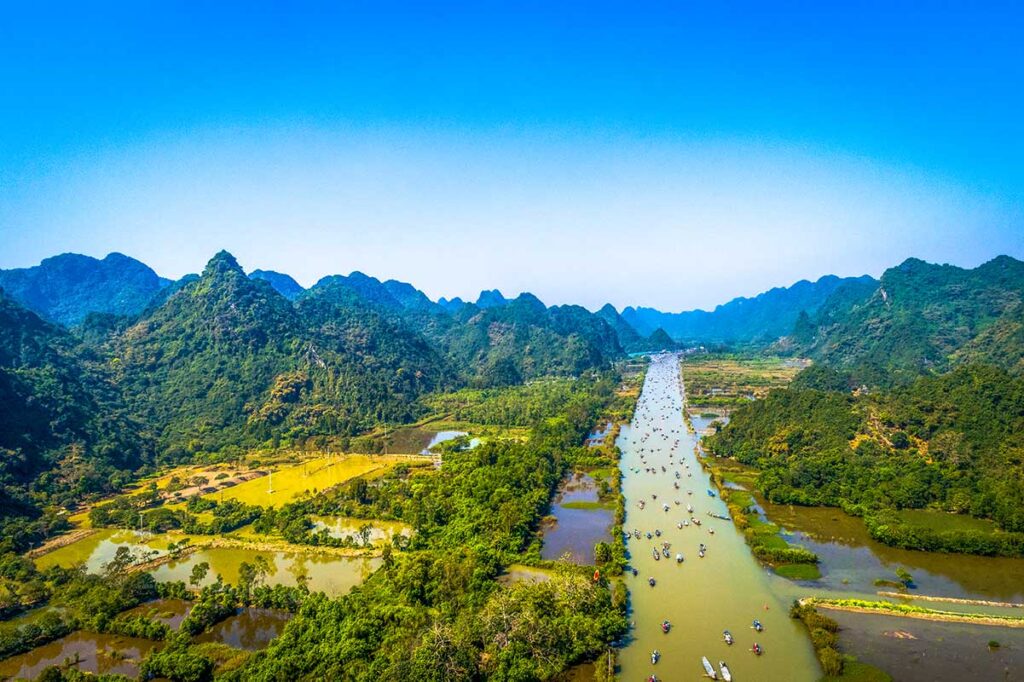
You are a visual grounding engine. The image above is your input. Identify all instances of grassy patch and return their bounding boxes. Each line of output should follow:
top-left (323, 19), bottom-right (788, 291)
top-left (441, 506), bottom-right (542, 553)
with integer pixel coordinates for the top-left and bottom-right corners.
top-left (896, 509), bottom-right (999, 534)
top-left (559, 501), bottom-right (614, 511)
top-left (774, 563), bottom-right (821, 580)
top-left (822, 658), bottom-right (894, 682)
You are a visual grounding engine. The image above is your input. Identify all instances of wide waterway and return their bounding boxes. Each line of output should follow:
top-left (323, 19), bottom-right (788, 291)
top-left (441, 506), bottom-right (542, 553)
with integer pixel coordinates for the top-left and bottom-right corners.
top-left (617, 353), bottom-right (820, 681)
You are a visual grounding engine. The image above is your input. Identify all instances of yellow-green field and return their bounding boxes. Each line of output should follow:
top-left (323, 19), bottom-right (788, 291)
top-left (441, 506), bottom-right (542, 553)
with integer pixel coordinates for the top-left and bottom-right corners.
top-left (208, 455), bottom-right (400, 508)
top-left (682, 355), bottom-right (807, 408)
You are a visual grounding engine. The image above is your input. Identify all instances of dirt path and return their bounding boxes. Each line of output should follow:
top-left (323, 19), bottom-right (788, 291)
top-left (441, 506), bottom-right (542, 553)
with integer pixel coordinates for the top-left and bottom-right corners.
top-left (808, 599), bottom-right (1024, 628)
top-left (27, 529), bottom-right (97, 558)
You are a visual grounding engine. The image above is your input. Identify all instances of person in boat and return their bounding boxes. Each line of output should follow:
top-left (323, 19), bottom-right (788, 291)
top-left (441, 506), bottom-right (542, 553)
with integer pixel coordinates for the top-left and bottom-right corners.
top-left (723, 630), bottom-right (733, 645)
top-left (651, 650), bottom-right (660, 664)
top-left (661, 620), bottom-right (671, 633)
top-left (648, 577), bottom-right (656, 586)
top-left (753, 619), bottom-right (763, 631)
top-left (752, 643), bottom-right (762, 655)
top-left (632, 568), bottom-right (638, 576)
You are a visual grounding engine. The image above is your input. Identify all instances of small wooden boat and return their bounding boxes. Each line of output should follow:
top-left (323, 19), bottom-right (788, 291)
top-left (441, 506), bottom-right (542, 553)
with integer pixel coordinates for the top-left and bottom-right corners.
top-left (649, 577), bottom-right (656, 587)
top-left (661, 620), bottom-right (671, 633)
top-left (651, 650), bottom-right (660, 664)
top-left (719, 661), bottom-right (732, 682)
top-left (723, 630), bottom-right (733, 645)
top-left (752, 642), bottom-right (762, 656)
top-left (701, 655), bottom-right (718, 679)
top-left (675, 553), bottom-right (684, 563)
top-left (753, 619), bottom-right (763, 632)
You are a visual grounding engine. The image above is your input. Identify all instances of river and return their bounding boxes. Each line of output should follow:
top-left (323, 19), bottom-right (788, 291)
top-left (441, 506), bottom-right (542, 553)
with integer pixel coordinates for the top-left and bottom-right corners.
top-left (617, 353), bottom-right (820, 681)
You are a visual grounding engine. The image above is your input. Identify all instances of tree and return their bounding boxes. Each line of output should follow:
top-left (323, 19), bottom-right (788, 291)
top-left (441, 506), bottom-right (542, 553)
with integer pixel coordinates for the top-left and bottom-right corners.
top-left (189, 561), bottom-right (210, 589)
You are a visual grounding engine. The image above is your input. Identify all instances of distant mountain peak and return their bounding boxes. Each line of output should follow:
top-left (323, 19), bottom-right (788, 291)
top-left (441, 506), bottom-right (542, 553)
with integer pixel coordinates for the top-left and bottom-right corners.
top-left (0, 252), bottom-right (169, 326)
top-left (476, 289), bottom-right (508, 308)
top-left (249, 270), bottom-right (304, 300)
top-left (203, 250), bottom-right (244, 277)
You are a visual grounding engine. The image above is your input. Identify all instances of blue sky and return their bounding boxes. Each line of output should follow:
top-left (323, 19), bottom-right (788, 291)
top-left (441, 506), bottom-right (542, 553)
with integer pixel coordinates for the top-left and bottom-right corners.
top-left (1, 1), bottom-right (1022, 310)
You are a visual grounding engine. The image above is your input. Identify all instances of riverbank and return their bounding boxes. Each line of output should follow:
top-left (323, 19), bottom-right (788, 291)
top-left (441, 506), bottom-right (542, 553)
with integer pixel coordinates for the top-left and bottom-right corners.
top-left (805, 597), bottom-right (1024, 628)
top-left (875, 591), bottom-right (1024, 609)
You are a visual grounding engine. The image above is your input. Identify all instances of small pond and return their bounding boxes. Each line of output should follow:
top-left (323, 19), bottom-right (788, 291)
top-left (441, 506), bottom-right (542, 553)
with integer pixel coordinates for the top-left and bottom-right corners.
top-left (0, 631), bottom-right (160, 680)
top-left (540, 472), bottom-right (613, 564)
top-left (310, 517), bottom-right (411, 546)
top-left (420, 430), bottom-right (478, 454)
top-left (194, 607), bottom-right (292, 651)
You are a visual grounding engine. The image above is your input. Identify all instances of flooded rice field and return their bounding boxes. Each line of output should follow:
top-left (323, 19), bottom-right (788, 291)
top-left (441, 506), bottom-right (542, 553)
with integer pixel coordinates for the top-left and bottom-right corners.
top-left (0, 631), bottom-right (160, 680)
top-left (152, 548), bottom-right (380, 595)
top-left (32, 529), bottom-right (381, 596)
top-left (826, 608), bottom-right (1024, 681)
top-left (540, 472), bottom-right (614, 564)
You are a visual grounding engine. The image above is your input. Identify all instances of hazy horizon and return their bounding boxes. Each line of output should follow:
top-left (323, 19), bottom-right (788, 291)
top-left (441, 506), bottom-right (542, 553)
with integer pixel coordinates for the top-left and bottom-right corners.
top-left (4, 246), bottom-right (1020, 316)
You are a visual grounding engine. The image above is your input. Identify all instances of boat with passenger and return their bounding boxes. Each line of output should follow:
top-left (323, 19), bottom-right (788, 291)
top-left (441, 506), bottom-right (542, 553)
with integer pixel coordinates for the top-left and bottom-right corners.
top-left (701, 655), bottom-right (718, 679)
top-left (719, 660), bottom-right (732, 682)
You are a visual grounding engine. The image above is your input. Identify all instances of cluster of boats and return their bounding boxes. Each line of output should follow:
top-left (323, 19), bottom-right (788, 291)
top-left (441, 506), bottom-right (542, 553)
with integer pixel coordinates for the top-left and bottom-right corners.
top-left (626, 355), bottom-right (770, 681)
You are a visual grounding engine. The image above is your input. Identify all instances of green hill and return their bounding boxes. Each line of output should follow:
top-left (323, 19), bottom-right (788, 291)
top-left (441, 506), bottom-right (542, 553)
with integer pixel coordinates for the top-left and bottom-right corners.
top-left (0, 252), bottom-right (170, 326)
top-left (0, 288), bottom-right (151, 540)
top-left (113, 251), bottom-right (450, 457)
top-left (790, 255), bottom-right (1024, 383)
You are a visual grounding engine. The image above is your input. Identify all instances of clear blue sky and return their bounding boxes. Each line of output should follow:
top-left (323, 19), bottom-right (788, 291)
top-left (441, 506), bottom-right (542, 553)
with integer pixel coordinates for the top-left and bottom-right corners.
top-left (1, 1), bottom-right (1022, 311)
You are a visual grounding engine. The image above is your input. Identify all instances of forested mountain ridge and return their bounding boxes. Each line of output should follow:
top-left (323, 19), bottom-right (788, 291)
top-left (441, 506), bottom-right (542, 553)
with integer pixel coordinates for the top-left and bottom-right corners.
top-left (788, 255), bottom-right (1024, 383)
top-left (111, 251), bottom-right (450, 458)
top-left (0, 252), bottom-right (170, 326)
top-left (442, 293), bottom-right (623, 386)
top-left (0, 288), bottom-right (151, 536)
top-left (622, 274), bottom-right (873, 343)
